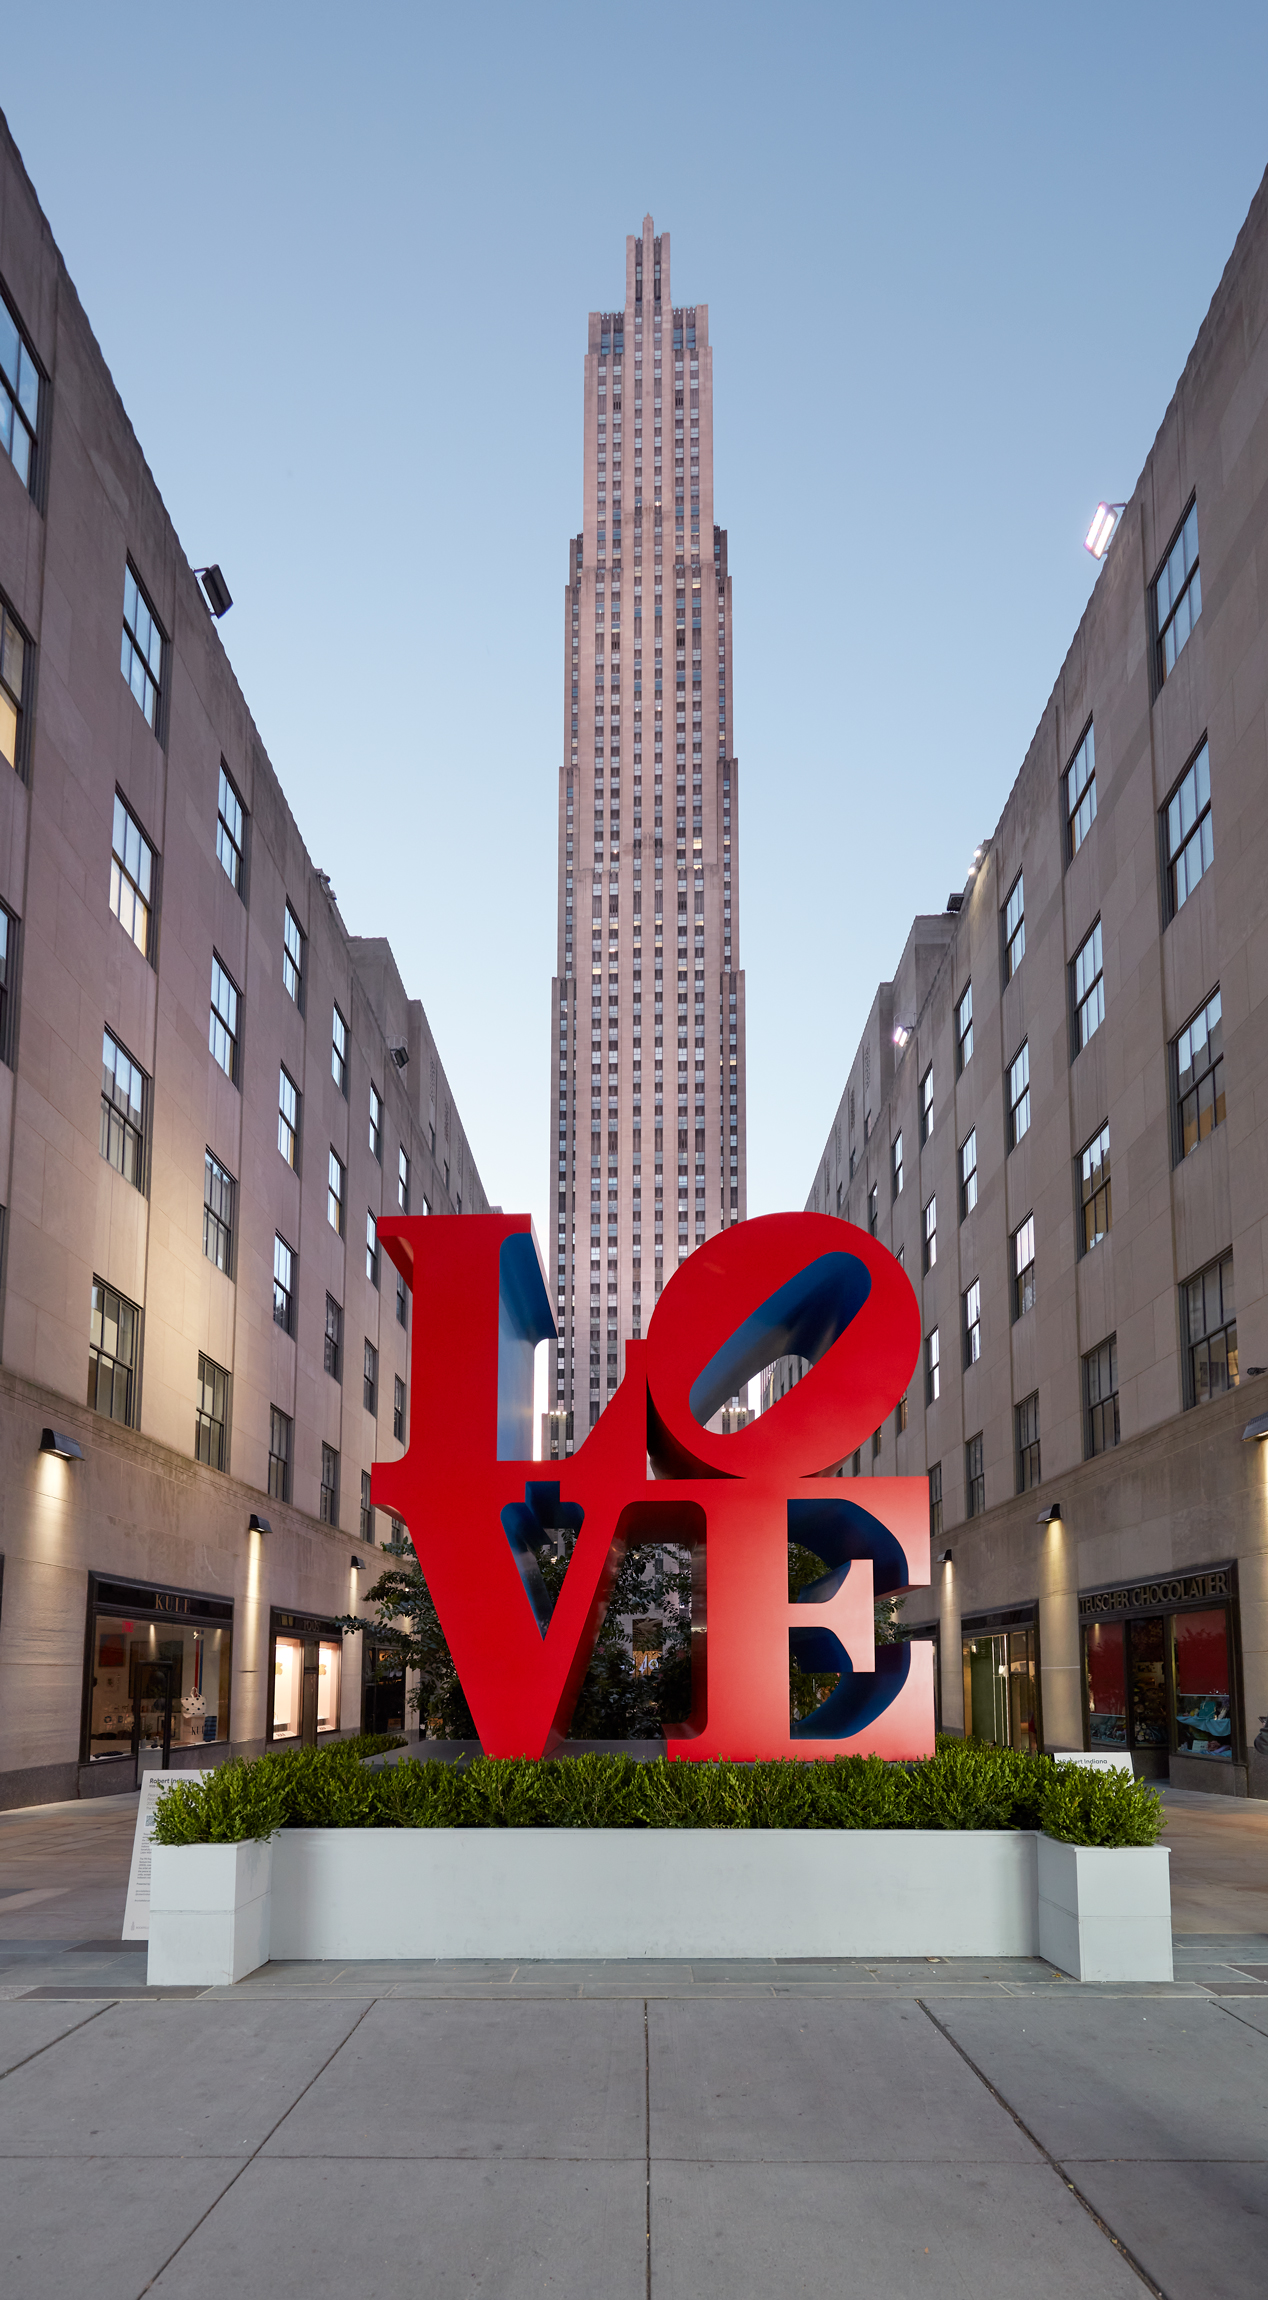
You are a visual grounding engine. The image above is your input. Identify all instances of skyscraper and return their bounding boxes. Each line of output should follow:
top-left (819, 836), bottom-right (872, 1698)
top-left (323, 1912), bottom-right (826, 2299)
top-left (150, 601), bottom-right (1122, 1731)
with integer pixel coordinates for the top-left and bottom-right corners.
top-left (547, 217), bottom-right (747, 1441)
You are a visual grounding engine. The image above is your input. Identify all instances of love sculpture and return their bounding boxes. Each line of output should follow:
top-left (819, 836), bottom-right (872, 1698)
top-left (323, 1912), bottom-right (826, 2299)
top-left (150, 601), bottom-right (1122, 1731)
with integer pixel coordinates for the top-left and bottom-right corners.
top-left (371, 1210), bottom-right (934, 1762)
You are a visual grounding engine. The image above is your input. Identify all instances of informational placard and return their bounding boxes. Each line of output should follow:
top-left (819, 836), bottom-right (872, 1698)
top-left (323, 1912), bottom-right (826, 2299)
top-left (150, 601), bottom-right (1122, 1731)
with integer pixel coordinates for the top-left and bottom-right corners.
top-left (121, 1769), bottom-right (208, 1941)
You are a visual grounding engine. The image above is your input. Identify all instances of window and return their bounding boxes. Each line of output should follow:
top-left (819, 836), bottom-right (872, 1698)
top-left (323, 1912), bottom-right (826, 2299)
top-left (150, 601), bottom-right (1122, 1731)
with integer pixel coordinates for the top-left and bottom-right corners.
top-left (1079, 1124), bottom-right (1111, 1254)
top-left (959, 1130), bottom-right (978, 1219)
top-left (369, 1083), bottom-right (382, 1162)
top-left (1164, 741), bottom-right (1212, 918)
top-left (203, 1151), bottom-right (235, 1273)
top-left (955, 984), bottom-right (973, 1073)
top-left (393, 1374), bottom-right (406, 1442)
top-left (363, 1338), bottom-right (378, 1415)
top-left (920, 1066), bottom-right (933, 1145)
top-left (1003, 873), bottom-right (1025, 979)
top-left (928, 1462), bottom-right (943, 1541)
top-left (327, 1150), bottom-right (345, 1235)
top-left (397, 1146), bottom-right (410, 1213)
top-left (282, 903), bottom-right (304, 1004)
top-left (209, 956), bottom-right (239, 1082)
top-left (366, 1210), bottom-right (379, 1287)
top-left (121, 565), bottom-right (163, 732)
top-left (110, 793), bottom-right (155, 958)
top-left (216, 765), bottom-right (245, 893)
top-left (1015, 1392), bottom-right (1041, 1493)
top-left (0, 295), bottom-right (39, 488)
top-left (925, 1327), bottom-right (940, 1405)
top-left (331, 1005), bottom-right (348, 1096)
top-left (1184, 1251), bottom-right (1237, 1407)
top-left (1012, 1215), bottom-right (1036, 1321)
top-left (1072, 920), bottom-right (1104, 1051)
top-left (268, 1407), bottom-right (292, 1502)
top-left (867, 1184), bottom-right (878, 1236)
top-left (1154, 501), bottom-right (1201, 685)
top-left (89, 1280), bottom-right (139, 1426)
top-left (1085, 1336), bottom-right (1120, 1458)
top-left (0, 902), bottom-right (11, 1064)
top-left (278, 1068), bottom-right (299, 1168)
top-left (395, 1269), bottom-right (408, 1329)
top-left (1065, 723), bottom-right (1096, 859)
top-left (320, 1443), bottom-right (339, 1525)
top-left (1007, 1041), bottom-right (1030, 1149)
top-left (273, 1235), bottom-right (295, 1334)
top-left (963, 1279), bottom-right (981, 1367)
top-left (324, 1293), bottom-right (342, 1380)
top-left (100, 1028), bottom-right (146, 1190)
top-left (922, 1195), bottom-right (937, 1272)
top-left (360, 1470), bottom-right (374, 1543)
top-left (195, 1353), bottom-right (230, 1470)
top-left (891, 1132), bottom-right (903, 1200)
top-left (965, 1433), bottom-right (985, 1519)
top-left (1175, 989), bottom-right (1224, 1159)
top-left (895, 1390), bottom-right (908, 1436)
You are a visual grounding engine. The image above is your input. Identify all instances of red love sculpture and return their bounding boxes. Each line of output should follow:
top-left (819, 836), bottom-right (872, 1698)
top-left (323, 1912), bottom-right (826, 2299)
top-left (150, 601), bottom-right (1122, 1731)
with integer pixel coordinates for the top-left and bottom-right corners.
top-left (371, 1211), bottom-right (934, 1762)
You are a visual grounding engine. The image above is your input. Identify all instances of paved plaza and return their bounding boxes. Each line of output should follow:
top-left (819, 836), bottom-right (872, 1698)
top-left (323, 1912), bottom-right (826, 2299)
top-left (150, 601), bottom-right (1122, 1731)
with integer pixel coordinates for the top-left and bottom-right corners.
top-left (0, 1791), bottom-right (1266, 2298)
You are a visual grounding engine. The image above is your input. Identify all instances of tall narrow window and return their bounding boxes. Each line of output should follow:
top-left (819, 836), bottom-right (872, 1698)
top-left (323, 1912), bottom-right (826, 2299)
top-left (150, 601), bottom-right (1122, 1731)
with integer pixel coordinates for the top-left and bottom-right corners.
top-left (268, 1407), bottom-right (292, 1502)
top-left (369, 1083), bottom-right (382, 1162)
top-left (216, 765), bottom-right (245, 893)
top-left (959, 1130), bottom-right (978, 1219)
top-left (891, 1132), bottom-right (903, 1200)
top-left (324, 1293), bottom-right (342, 1380)
top-left (925, 1327), bottom-right (940, 1405)
top-left (331, 1005), bottom-right (348, 1096)
top-left (327, 1150), bottom-right (345, 1236)
top-left (1175, 989), bottom-right (1224, 1159)
top-left (195, 1353), bottom-right (230, 1470)
top-left (366, 1210), bottom-right (379, 1287)
top-left (278, 1067), bottom-right (299, 1168)
top-left (0, 902), bottom-right (11, 1065)
top-left (360, 1471), bottom-right (374, 1543)
top-left (320, 1443), bottom-right (339, 1525)
top-left (363, 1339), bottom-right (378, 1415)
top-left (1084, 1337), bottom-right (1120, 1458)
top-left (0, 294), bottom-right (40, 489)
top-left (110, 794), bottom-right (155, 957)
top-left (1153, 501), bottom-right (1201, 685)
top-left (965, 1433), bottom-right (984, 1518)
top-left (203, 1151), bottom-right (235, 1273)
top-left (121, 565), bottom-right (163, 732)
top-left (273, 1235), bottom-right (295, 1334)
top-left (398, 1146), bottom-right (410, 1212)
top-left (922, 1195), bottom-right (937, 1272)
top-left (1007, 1042), bottom-right (1031, 1149)
top-left (1065, 723), bottom-right (1096, 858)
top-left (0, 603), bottom-right (23, 775)
top-left (920, 1065), bottom-right (933, 1144)
top-left (1164, 741), bottom-right (1212, 919)
top-left (100, 1028), bottom-right (146, 1190)
top-left (867, 1184), bottom-right (878, 1237)
top-left (395, 1269), bottom-right (408, 1329)
top-left (393, 1375), bottom-right (406, 1442)
top-left (282, 903), bottom-right (304, 1004)
top-left (928, 1462), bottom-right (943, 1541)
top-left (1003, 872), bottom-right (1025, 979)
top-left (1184, 1252), bottom-right (1237, 1406)
top-left (89, 1280), bottom-right (139, 1426)
top-left (1079, 1124), bottom-right (1111, 1253)
top-left (209, 956), bottom-right (239, 1082)
top-left (1072, 920), bottom-right (1104, 1051)
top-left (1010, 1215), bottom-right (1035, 1320)
top-left (955, 984), bottom-right (973, 1073)
top-left (1015, 1392), bottom-right (1041, 1493)
top-left (963, 1279), bottom-right (982, 1367)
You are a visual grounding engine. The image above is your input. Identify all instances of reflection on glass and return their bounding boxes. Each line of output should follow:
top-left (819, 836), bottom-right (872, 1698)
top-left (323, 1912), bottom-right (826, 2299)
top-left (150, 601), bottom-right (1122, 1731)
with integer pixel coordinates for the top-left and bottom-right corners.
top-left (1129, 1617), bottom-right (1168, 1747)
top-left (963, 1628), bottom-right (1038, 1752)
top-left (318, 1641), bottom-right (341, 1731)
top-left (1084, 1620), bottom-right (1128, 1747)
top-left (88, 1616), bottom-right (230, 1760)
top-left (273, 1636), bottom-right (304, 1739)
top-left (1173, 1609), bottom-right (1232, 1759)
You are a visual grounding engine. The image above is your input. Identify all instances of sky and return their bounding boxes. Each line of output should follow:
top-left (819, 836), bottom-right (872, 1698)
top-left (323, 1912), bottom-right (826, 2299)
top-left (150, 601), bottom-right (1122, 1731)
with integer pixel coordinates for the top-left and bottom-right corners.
top-left (6, 1), bottom-right (1268, 1270)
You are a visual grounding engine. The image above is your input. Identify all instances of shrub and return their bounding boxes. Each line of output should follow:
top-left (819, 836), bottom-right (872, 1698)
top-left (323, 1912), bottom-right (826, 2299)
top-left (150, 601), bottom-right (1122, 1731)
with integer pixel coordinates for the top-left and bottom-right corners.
top-left (151, 1738), bottom-right (1163, 1849)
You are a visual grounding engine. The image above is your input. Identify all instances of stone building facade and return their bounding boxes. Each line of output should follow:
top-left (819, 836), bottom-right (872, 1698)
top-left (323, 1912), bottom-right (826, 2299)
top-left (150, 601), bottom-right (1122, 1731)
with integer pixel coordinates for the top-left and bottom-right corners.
top-left (0, 114), bottom-right (487, 1808)
top-left (772, 162), bottom-right (1268, 1799)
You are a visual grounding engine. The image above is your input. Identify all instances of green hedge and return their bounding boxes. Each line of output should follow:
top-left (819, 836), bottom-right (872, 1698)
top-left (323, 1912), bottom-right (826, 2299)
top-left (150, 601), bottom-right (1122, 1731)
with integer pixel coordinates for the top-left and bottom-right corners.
top-left (151, 1737), bottom-right (1162, 1849)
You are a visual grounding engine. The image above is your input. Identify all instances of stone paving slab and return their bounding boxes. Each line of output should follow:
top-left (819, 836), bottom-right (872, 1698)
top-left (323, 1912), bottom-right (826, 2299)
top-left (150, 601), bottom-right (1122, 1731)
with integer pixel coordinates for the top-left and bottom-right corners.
top-left (0, 2000), bottom-right (109, 2077)
top-left (0, 2155), bottom-right (243, 2300)
top-left (1066, 2158), bottom-right (1268, 2300)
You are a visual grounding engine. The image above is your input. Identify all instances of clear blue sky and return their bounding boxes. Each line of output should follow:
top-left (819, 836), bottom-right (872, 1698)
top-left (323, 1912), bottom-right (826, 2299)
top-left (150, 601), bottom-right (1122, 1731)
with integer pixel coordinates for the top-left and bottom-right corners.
top-left (6, 2), bottom-right (1267, 1259)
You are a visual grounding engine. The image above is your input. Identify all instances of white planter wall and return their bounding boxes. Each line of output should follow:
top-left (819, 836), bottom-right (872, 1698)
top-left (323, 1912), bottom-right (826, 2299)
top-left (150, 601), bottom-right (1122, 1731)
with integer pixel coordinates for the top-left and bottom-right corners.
top-left (145, 1827), bottom-right (1172, 1986)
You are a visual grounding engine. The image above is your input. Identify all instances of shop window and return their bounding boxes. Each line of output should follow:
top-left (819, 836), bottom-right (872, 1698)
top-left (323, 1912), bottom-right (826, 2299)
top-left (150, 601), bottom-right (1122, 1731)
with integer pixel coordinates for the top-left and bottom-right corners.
top-left (1083, 1603), bottom-right (1231, 1763)
top-left (1173, 1610), bottom-right (1233, 1761)
top-left (272, 1632), bottom-right (343, 1741)
top-left (963, 1625), bottom-right (1038, 1751)
top-left (1183, 1250), bottom-right (1237, 1406)
top-left (86, 1600), bottom-right (231, 1764)
top-left (89, 1279), bottom-right (139, 1427)
top-left (1084, 1335), bottom-right (1120, 1457)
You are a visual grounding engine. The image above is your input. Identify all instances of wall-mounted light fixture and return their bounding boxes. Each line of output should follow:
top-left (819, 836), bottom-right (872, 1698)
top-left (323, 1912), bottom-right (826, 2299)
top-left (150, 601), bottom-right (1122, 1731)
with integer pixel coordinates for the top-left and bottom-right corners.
top-left (892, 1017), bottom-right (917, 1050)
top-left (937, 1547), bottom-right (953, 1566)
top-left (195, 564), bottom-right (233, 618)
top-left (1036, 1503), bottom-right (1063, 1526)
top-left (1240, 1413), bottom-right (1268, 1443)
top-left (389, 1043), bottom-right (409, 1071)
top-left (1084, 503), bottom-right (1125, 560)
top-left (350, 1555), bottom-right (367, 1570)
top-left (248, 1513), bottom-right (272, 1534)
top-left (40, 1428), bottom-right (83, 1461)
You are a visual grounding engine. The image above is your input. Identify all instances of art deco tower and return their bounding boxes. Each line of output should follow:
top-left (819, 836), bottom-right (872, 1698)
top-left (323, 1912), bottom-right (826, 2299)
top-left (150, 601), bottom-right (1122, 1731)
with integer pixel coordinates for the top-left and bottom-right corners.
top-left (546, 217), bottom-right (747, 1442)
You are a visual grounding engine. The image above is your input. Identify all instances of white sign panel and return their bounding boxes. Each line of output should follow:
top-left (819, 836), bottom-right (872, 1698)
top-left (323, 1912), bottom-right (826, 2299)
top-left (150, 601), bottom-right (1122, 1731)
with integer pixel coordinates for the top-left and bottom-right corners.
top-left (122, 1769), bottom-right (208, 1941)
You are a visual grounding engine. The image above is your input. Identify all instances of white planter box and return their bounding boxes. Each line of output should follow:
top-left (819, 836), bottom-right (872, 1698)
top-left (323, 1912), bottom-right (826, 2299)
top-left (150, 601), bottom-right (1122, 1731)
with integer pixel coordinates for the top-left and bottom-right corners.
top-left (147, 1839), bottom-right (273, 1987)
top-left (145, 1828), bottom-right (1173, 1986)
top-left (1037, 1835), bottom-right (1173, 1983)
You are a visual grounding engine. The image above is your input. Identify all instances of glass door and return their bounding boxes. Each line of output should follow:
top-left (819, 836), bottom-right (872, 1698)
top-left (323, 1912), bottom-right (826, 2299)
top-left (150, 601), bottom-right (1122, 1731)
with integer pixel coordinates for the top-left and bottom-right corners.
top-left (131, 1660), bottom-right (173, 1773)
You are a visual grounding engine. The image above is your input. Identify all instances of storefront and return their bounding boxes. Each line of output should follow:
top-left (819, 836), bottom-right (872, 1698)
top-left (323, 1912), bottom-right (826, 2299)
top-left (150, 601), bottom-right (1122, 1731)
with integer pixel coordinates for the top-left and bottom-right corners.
top-left (361, 1637), bottom-right (408, 1737)
top-left (81, 1572), bottom-right (233, 1774)
top-left (1080, 1565), bottom-right (1242, 1779)
top-left (961, 1606), bottom-right (1041, 1753)
top-left (268, 1608), bottom-right (346, 1744)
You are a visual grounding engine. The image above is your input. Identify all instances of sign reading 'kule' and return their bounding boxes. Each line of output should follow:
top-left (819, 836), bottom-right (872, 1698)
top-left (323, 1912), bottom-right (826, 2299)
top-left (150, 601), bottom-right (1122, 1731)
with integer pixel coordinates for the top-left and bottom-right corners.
top-left (372, 1212), bottom-right (934, 1762)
